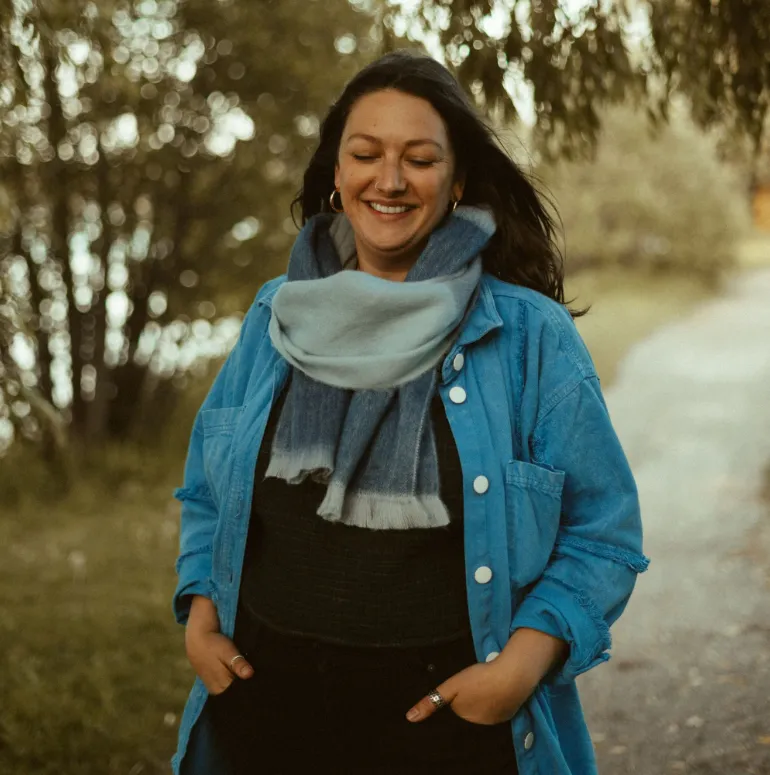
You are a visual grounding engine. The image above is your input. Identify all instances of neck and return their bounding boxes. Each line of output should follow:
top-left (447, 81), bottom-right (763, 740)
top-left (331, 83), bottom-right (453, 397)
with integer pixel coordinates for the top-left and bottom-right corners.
top-left (356, 254), bottom-right (411, 282)
top-left (355, 240), bottom-right (427, 283)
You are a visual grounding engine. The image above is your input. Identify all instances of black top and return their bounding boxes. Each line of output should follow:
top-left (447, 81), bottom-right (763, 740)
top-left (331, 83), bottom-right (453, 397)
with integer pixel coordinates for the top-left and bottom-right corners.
top-left (237, 385), bottom-right (472, 647)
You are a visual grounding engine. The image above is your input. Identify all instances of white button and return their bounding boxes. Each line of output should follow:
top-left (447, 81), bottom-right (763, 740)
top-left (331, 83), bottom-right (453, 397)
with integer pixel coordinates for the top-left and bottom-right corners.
top-left (473, 475), bottom-right (489, 494)
top-left (485, 651), bottom-right (500, 662)
top-left (524, 732), bottom-right (535, 750)
top-left (449, 386), bottom-right (467, 404)
top-left (452, 353), bottom-right (465, 371)
top-left (474, 566), bottom-right (493, 584)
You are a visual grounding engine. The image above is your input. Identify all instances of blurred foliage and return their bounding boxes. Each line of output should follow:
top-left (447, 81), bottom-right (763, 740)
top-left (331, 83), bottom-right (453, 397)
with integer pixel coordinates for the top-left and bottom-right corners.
top-left (384, 0), bottom-right (641, 159)
top-left (0, 0), bottom-right (768, 468)
top-left (0, 0), bottom-right (373, 454)
top-left (649, 0), bottom-right (770, 159)
top-left (540, 104), bottom-right (753, 280)
top-left (384, 1), bottom-right (770, 165)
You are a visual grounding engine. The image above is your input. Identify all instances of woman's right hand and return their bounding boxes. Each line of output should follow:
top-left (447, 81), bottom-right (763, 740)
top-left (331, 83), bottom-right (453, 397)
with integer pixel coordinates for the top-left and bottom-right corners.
top-left (185, 594), bottom-right (254, 695)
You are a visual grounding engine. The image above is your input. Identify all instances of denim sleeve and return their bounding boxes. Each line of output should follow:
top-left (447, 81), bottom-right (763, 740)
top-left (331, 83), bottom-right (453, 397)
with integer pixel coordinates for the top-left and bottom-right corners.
top-left (171, 287), bottom-right (271, 625)
top-left (172, 376), bottom-right (241, 624)
top-left (510, 374), bottom-right (649, 683)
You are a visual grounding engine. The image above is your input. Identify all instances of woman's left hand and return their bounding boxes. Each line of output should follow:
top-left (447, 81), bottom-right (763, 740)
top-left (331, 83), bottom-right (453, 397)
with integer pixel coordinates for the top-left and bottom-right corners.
top-left (405, 660), bottom-right (533, 726)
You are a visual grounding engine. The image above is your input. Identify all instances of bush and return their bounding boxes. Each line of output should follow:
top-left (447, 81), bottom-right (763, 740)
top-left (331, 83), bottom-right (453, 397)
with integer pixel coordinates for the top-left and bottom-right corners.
top-left (538, 103), bottom-right (753, 280)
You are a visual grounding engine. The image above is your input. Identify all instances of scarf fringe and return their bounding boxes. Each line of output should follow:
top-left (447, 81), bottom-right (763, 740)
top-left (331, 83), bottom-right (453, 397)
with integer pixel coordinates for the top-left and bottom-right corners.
top-left (318, 483), bottom-right (451, 530)
top-left (264, 448), bottom-right (334, 485)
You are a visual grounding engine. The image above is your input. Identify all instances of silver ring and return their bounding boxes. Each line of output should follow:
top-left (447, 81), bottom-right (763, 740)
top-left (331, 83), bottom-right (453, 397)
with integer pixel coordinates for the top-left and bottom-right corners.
top-left (230, 654), bottom-right (246, 670)
top-left (427, 689), bottom-right (447, 710)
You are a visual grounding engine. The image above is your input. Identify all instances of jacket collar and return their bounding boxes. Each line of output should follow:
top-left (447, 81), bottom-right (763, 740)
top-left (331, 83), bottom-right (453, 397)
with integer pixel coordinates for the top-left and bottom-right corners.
top-left (456, 277), bottom-right (503, 347)
top-left (438, 276), bottom-right (503, 383)
top-left (256, 278), bottom-right (285, 309)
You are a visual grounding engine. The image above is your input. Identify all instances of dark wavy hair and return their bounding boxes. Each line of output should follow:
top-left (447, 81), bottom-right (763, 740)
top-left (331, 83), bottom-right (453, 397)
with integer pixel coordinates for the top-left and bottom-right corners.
top-left (292, 50), bottom-right (578, 315)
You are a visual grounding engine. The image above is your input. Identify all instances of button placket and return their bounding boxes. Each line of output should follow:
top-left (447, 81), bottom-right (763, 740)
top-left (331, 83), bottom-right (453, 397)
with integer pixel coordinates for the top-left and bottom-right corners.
top-left (442, 371), bottom-right (497, 669)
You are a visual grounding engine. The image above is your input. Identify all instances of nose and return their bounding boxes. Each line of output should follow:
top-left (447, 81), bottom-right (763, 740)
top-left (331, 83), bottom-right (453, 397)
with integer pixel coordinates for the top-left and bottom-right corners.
top-left (375, 157), bottom-right (406, 195)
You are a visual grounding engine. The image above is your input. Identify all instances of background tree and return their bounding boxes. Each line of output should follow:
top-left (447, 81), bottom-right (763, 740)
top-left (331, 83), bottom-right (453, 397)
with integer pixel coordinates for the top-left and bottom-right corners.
top-left (1, 0), bottom-right (768, 463)
top-left (381, 0), bottom-right (642, 158)
top-left (539, 103), bottom-right (752, 279)
top-left (382, 1), bottom-right (770, 164)
top-left (0, 0), bottom-right (373, 453)
top-left (648, 0), bottom-right (770, 159)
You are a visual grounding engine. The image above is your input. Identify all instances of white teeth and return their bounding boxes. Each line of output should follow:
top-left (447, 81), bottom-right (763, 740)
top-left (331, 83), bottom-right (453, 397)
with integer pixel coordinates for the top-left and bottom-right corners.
top-left (369, 202), bottom-right (411, 214)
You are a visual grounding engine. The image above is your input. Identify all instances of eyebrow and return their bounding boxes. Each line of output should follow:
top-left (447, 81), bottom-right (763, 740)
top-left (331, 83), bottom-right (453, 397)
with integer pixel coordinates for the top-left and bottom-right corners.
top-left (345, 133), bottom-right (445, 151)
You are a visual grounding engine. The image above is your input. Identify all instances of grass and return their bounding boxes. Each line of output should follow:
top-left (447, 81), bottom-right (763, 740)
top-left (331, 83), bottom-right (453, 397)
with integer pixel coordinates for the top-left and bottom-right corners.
top-left (566, 267), bottom-right (714, 386)
top-left (0, 487), bottom-right (189, 775)
top-left (0, 265), bottom-right (723, 774)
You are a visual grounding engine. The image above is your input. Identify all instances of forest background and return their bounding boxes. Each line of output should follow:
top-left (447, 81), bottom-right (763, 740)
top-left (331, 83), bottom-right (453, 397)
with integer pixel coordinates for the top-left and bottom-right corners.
top-left (0, 0), bottom-right (769, 772)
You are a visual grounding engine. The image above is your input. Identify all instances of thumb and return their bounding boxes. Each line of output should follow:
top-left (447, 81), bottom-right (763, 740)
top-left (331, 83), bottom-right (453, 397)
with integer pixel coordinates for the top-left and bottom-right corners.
top-left (406, 682), bottom-right (454, 723)
top-left (218, 636), bottom-right (254, 680)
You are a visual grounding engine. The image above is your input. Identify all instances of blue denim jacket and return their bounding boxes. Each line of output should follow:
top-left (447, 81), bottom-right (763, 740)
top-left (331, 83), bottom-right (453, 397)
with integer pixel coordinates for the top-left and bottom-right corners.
top-left (171, 274), bottom-right (648, 775)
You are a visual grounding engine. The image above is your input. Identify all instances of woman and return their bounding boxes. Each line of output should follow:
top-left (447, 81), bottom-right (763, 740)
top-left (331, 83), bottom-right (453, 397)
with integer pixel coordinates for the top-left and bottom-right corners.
top-left (171, 50), bottom-right (648, 775)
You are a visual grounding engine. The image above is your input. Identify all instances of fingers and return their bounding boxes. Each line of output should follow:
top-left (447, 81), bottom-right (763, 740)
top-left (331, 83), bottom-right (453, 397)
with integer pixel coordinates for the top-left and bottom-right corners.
top-left (406, 682), bottom-right (455, 723)
top-left (218, 636), bottom-right (254, 680)
top-left (186, 628), bottom-right (255, 695)
top-left (209, 670), bottom-right (236, 696)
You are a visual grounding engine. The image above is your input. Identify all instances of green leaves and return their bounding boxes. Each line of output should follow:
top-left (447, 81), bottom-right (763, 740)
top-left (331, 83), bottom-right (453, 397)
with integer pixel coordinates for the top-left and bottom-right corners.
top-left (386, 0), bottom-right (642, 156)
top-left (650, 0), bottom-right (770, 153)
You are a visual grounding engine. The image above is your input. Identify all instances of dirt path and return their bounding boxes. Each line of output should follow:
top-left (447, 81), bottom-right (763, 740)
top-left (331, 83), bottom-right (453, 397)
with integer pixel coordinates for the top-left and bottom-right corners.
top-left (579, 267), bottom-right (770, 774)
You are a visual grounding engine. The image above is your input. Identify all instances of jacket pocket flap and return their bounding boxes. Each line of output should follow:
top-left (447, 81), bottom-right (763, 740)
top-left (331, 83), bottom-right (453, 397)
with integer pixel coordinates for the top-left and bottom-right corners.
top-left (506, 460), bottom-right (565, 497)
top-left (505, 460), bottom-right (566, 589)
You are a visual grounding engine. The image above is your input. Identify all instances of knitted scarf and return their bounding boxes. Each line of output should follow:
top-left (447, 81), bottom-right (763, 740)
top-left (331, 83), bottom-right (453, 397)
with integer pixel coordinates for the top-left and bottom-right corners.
top-left (266, 205), bottom-right (496, 530)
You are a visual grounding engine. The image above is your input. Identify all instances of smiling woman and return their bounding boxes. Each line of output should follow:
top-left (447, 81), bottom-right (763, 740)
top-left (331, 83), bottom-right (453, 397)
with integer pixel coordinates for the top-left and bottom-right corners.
top-left (332, 89), bottom-right (463, 279)
top-left (171, 50), bottom-right (647, 775)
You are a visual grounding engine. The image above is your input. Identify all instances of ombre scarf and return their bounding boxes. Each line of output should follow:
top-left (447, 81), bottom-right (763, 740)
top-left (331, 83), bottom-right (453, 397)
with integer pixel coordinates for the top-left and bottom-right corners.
top-left (266, 206), bottom-right (496, 529)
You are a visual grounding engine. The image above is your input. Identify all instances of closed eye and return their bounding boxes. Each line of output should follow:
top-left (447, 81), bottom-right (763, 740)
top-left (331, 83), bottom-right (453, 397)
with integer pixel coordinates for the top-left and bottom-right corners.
top-left (351, 155), bottom-right (436, 167)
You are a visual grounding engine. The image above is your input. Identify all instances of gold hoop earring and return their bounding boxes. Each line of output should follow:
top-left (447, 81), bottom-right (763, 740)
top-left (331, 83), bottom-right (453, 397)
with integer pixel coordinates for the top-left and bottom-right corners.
top-left (329, 189), bottom-right (343, 213)
top-left (451, 199), bottom-right (460, 212)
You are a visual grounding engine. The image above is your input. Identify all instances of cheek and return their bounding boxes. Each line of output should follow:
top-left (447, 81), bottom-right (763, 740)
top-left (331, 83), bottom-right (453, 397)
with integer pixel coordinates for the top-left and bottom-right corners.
top-left (417, 175), bottom-right (452, 214)
top-left (338, 166), bottom-right (368, 194)
top-left (422, 170), bottom-right (452, 199)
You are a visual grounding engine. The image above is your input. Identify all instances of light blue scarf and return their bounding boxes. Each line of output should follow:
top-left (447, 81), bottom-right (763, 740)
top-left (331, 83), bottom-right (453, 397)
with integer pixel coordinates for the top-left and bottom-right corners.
top-left (266, 206), bottom-right (496, 529)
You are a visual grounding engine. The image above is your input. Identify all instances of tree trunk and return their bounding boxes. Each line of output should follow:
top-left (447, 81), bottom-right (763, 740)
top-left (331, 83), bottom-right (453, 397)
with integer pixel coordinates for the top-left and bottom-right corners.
top-left (42, 43), bottom-right (86, 437)
top-left (107, 180), bottom-right (189, 440)
top-left (15, 168), bottom-right (54, 406)
top-left (84, 156), bottom-right (113, 444)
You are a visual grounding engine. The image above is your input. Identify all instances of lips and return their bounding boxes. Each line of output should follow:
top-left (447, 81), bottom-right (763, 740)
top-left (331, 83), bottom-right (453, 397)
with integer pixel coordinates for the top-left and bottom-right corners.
top-left (365, 201), bottom-right (418, 215)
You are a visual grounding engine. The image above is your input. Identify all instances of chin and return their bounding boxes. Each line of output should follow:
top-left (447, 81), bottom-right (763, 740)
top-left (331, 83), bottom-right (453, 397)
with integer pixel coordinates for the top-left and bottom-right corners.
top-left (364, 226), bottom-right (423, 251)
top-left (368, 236), bottom-right (420, 255)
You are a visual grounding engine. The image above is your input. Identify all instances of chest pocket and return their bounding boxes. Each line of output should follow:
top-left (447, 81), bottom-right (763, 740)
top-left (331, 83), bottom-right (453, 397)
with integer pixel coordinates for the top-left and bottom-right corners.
top-left (505, 459), bottom-right (565, 588)
top-left (200, 405), bottom-right (244, 509)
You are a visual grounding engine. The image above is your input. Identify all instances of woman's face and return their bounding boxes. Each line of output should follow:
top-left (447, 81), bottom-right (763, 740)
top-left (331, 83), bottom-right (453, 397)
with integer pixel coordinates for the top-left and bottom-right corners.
top-left (334, 88), bottom-right (464, 279)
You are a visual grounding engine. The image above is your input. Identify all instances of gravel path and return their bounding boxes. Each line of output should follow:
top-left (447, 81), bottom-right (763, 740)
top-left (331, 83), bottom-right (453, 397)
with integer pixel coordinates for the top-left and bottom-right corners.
top-left (579, 268), bottom-right (770, 775)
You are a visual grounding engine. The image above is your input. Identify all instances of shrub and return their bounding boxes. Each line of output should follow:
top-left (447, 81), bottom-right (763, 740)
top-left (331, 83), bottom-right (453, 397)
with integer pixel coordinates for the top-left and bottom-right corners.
top-left (538, 103), bottom-right (753, 280)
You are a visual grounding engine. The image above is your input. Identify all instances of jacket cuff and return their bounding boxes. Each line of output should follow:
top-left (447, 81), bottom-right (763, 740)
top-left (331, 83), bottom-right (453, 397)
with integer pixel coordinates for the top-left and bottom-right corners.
top-left (510, 576), bottom-right (611, 684)
top-left (172, 549), bottom-right (214, 625)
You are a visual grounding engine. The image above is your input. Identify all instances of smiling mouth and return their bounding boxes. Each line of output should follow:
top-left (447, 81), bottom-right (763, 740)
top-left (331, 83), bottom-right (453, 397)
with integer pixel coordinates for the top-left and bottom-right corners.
top-left (366, 201), bottom-right (417, 215)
